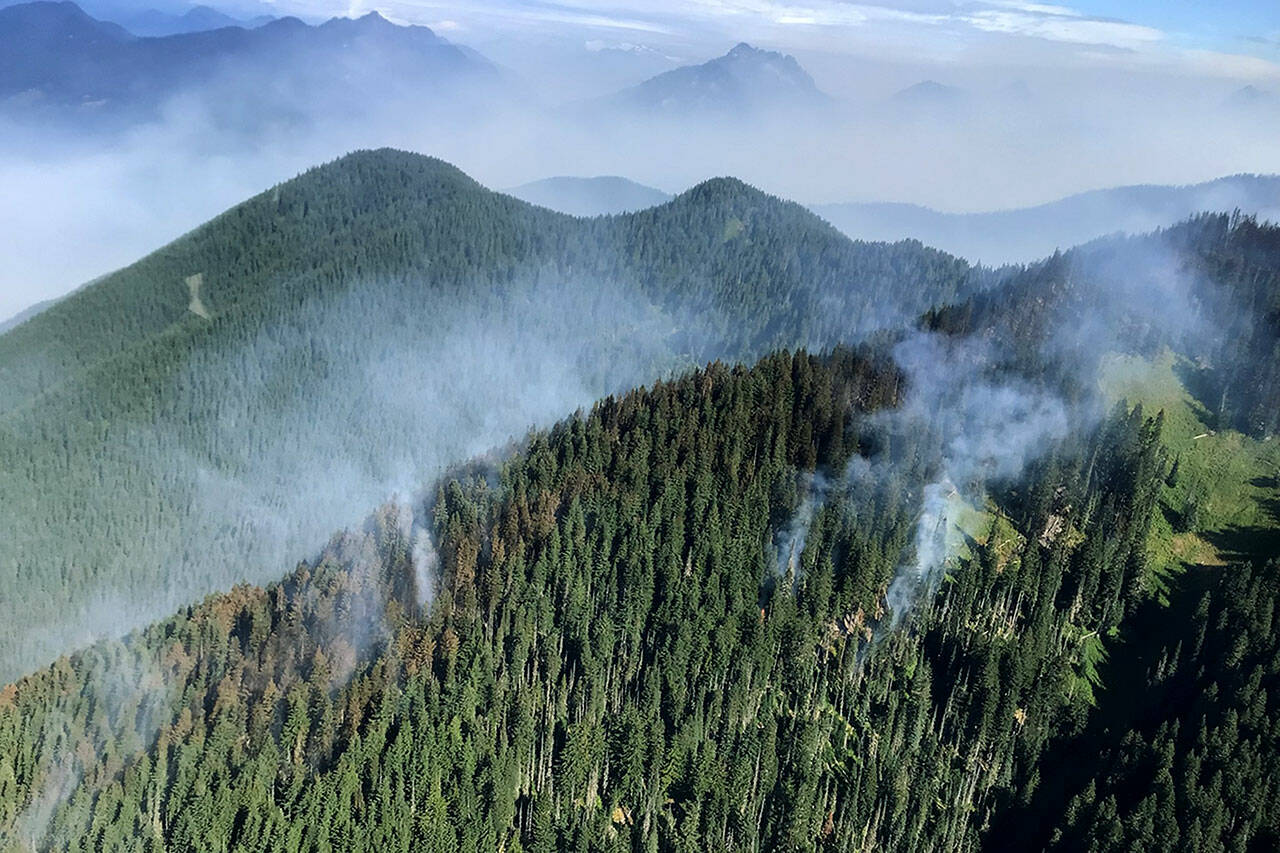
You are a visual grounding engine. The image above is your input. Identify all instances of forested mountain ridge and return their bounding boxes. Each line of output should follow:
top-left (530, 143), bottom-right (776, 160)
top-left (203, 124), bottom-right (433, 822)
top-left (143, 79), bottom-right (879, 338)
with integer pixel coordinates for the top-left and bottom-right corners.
top-left (0, 151), bottom-right (532, 411)
top-left (902, 213), bottom-right (1280, 851)
top-left (0, 149), bottom-right (971, 418)
top-left (0, 347), bottom-right (1185, 851)
top-left (0, 148), bottom-right (983, 683)
top-left (924, 213), bottom-right (1280, 437)
top-left (3, 150), bottom-right (1279, 852)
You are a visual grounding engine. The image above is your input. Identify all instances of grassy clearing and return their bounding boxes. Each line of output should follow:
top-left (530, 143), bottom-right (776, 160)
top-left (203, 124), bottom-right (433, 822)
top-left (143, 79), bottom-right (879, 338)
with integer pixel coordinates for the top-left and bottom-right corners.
top-left (950, 493), bottom-right (1025, 571)
top-left (1098, 350), bottom-right (1280, 596)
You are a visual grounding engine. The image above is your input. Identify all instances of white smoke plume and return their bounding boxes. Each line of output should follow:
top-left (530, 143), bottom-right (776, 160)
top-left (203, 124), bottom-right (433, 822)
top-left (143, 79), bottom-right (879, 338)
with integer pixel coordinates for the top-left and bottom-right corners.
top-left (773, 471), bottom-right (832, 590)
top-left (878, 332), bottom-right (1070, 625)
top-left (411, 527), bottom-right (439, 608)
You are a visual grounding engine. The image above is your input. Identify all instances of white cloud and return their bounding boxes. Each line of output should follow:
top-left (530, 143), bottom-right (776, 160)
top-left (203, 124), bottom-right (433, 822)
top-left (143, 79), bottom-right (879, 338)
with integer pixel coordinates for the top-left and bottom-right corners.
top-left (985, 1), bottom-right (1082, 17)
top-left (963, 8), bottom-right (1163, 50)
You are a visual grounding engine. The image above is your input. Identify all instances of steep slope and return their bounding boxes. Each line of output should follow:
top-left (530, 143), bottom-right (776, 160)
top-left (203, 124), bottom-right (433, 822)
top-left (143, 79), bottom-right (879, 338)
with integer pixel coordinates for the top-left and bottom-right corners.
top-left (4, 210), bottom-right (1279, 853)
top-left (0, 148), bottom-right (980, 682)
top-left (815, 174), bottom-right (1280, 264)
top-left (506, 176), bottom-right (672, 217)
top-left (984, 353), bottom-right (1280, 851)
top-left (0, 348), bottom-right (1182, 852)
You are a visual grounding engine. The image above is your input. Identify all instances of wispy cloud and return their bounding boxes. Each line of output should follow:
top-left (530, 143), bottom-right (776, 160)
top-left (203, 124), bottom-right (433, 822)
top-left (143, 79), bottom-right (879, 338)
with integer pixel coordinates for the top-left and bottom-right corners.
top-left (963, 6), bottom-right (1164, 50)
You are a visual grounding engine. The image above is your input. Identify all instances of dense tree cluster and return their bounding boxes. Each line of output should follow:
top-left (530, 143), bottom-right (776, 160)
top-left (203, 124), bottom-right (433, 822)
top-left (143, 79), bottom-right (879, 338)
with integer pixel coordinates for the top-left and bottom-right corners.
top-left (924, 212), bottom-right (1280, 435)
top-left (0, 149), bottom-right (983, 681)
top-left (3, 150), bottom-right (1280, 852)
top-left (0, 348), bottom-right (1206, 852)
top-left (1040, 557), bottom-right (1280, 852)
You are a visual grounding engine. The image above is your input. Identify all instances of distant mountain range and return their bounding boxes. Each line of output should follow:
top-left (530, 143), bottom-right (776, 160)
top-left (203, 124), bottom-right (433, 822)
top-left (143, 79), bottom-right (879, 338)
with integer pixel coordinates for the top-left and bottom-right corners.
top-left (116, 4), bottom-right (274, 36)
top-left (888, 80), bottom-right (967, 112)
top-left (506, 176), bottom-right (672, 216)
top-left (0, 1), bottom-right (496, 123)
top-left (814, 174), bottom-right (1280, 264)
top-left (600, 42), bottom-right (829, 118)
top-left (497, 172), bottom-right (1280, 264)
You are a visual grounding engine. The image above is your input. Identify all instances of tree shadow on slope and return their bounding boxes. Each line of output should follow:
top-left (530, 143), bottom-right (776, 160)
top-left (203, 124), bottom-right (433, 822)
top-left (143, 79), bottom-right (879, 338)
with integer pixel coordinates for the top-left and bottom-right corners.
top-left (983, 556), bottom-right (1222, 852)
top-left (1171, 358), bottom-right (1221, 428)
top-left (984, 502), bottom-right (1280, 851)
top-left (1202, 493), bottom-right (1280, 563)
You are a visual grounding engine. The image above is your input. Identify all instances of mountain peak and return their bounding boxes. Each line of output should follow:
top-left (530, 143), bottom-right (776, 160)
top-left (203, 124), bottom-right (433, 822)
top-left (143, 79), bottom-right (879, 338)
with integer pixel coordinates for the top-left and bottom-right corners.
top-left (669, 176), bottom-right (793, 216)
top-left (0, 0), bottom-right (133, 41)
top-left (608, 40), bottom-right (826, 116)
top-left (894, 80), bottom-right (963, 99)
top-left (292, 148), bottom-right (480, 195)
top-left (719, 41), bottom-right (802, 71)
top-left (316, 9), bottom-right (441, 41)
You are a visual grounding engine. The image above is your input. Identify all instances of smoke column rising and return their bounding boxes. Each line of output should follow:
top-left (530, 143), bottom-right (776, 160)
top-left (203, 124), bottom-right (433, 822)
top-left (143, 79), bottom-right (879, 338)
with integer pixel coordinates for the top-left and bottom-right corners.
top-left (878, 333), bottom-right (1070, 625)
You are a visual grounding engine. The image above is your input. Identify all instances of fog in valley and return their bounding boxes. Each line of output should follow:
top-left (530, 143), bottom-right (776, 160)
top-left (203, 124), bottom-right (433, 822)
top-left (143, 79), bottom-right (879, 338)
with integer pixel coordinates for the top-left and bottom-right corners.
top-left (3, 0), bottom-right (1280, 318)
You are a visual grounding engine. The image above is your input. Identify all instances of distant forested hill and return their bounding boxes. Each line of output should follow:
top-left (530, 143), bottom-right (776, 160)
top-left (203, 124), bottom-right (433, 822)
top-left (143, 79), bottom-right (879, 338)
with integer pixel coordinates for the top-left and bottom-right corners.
top-left (816, 174), bottom-right (1280, 265)
top-left (0, 147), bottom-right (980, 682)
top-left (924, 212), bottom-right (1280, 437)
top-left (505, 176), bottom-right (672, 217)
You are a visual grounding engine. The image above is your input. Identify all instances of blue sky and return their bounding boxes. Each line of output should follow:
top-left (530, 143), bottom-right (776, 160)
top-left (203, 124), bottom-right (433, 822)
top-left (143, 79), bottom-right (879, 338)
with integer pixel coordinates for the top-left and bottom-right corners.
top-left (1069, 0), bottom-right (1280, 55)
top-left (1072, 0), bottom-right (1277, 35)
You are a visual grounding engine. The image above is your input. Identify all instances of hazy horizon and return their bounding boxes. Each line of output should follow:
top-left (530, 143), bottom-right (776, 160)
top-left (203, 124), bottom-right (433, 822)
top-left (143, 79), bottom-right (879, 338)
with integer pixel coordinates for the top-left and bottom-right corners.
top-left (1, 0), bottom-right (1279, 317)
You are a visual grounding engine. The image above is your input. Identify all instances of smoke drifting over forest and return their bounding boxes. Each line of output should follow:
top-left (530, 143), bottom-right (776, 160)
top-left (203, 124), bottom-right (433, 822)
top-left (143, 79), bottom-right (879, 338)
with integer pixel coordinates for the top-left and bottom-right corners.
top-left (6, 3), bottom-right (1280, 850)
top-left (775, 228), bottom-right (1232, 628)
top-left (0, 0), bottom-right (1265, 676)
top-left (879, 334), bottom-right (1070, 624)
top-left (8, 272), bottom-right (705, 668)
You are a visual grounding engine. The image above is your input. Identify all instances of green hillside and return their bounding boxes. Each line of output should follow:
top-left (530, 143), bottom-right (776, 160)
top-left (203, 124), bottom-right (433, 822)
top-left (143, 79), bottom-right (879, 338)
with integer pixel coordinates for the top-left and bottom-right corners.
top-left (983, 352), bottom-right (1280, 852)
top-left (0, 148), bottom-right (979, 683)
top-left (0, 348), bottom-right (1187, 852)
top-left (1099, 351), bottom-right (1280, 584)
top-left (3, 151), bottom-right (1280, 853)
